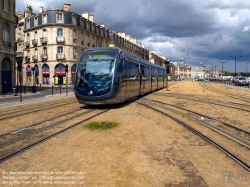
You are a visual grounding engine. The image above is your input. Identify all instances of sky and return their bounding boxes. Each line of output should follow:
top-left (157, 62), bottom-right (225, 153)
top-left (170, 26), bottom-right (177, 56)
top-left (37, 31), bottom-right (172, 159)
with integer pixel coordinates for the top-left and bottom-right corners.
top-left (17, 0), bottom-right (250, 74)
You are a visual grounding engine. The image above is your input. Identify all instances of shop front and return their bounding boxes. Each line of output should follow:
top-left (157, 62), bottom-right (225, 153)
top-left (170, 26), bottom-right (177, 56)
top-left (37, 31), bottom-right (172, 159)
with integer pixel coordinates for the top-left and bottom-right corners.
top-left (54, 64), bottom-right (67, 85)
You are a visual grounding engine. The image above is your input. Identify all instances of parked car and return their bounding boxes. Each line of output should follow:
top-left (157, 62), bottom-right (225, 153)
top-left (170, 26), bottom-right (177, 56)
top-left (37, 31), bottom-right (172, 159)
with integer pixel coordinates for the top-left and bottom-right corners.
top-left (232, 76), bottom-right (240, 84)
top-left (235, 77), bottom-right (249, 86)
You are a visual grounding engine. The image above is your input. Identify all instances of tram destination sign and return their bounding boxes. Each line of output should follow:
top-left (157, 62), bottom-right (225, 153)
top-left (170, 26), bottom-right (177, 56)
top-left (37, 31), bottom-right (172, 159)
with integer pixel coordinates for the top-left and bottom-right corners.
top-left (89, 54), bottom-right (108, 59)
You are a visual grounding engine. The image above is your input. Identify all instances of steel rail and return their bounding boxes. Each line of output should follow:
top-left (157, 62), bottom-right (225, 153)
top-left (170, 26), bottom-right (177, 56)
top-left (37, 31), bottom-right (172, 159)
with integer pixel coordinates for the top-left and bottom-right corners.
top-left (137, 102), bottom-right (250, 172)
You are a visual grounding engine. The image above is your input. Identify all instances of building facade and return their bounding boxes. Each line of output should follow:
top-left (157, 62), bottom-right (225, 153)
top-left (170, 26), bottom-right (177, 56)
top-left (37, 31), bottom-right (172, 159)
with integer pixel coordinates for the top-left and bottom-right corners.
top-left (16, 3), bottom-right (161, 87)
top-left (0, 0), bottom-right (16, 94)
top-left (149, 50), bottom-right (165, 66)
top-left (109, 31), bottom-right (149, 61)
top-left (172, 59), bottom-right (192, 80)
top-left (16, 4), bottom-right (110, 86)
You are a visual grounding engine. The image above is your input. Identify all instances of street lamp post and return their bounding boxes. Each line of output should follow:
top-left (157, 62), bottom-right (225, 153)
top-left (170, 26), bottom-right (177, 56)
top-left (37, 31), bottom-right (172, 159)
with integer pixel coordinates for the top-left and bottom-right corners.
top-left (165, 59), bottom-right (170, 91)
top-left (200, 62), bottom-right (205, 92)
top-left (247, 62), bottom-right (249, 77)
top-left (230, 56), bottom-right (241, 77)
top-left (218, 61), bottom-right (227, 76)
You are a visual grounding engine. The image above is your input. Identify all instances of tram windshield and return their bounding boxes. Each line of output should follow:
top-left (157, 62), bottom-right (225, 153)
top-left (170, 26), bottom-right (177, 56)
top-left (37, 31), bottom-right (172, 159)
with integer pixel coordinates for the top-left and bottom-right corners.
top-left (76, 52), bottom-right (115, 88)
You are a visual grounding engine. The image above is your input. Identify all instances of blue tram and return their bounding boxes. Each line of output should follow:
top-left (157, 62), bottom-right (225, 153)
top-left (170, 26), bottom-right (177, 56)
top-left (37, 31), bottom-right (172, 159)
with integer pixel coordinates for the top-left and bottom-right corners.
top-left (74, 47), bottom-right (166, 105)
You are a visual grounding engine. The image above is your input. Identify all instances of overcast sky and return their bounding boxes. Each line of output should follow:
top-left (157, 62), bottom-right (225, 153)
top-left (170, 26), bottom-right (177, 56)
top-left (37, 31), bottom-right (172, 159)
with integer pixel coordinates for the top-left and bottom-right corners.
top-left (17, 0), bottom-right (250, 74)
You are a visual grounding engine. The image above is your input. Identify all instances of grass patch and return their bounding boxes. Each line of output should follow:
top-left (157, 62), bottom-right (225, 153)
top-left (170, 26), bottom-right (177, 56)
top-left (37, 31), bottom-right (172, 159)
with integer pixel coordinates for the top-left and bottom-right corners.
top-left (85, 121), bottom-right (119, 130)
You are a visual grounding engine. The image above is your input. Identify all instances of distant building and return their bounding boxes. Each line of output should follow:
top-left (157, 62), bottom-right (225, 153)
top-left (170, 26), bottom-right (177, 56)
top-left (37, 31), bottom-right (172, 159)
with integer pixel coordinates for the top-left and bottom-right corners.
top-left (171, 59), bottom-right (191, 80)
top-left (149, 50), bottom-right (165, 66)
top-left (109, 31), bottom-right (149, 61)
top-left (0, 0), bottom-right (16, 94)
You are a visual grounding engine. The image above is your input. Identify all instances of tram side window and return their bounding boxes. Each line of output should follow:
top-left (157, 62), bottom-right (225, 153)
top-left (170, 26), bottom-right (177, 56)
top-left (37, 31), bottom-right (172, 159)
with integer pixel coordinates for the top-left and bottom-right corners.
top-left (114, 58), bottom-right (123, 92)
top-left (129, 62), bottom-right (139, 85)
top-left (144, 65), bottom-right (150, 81)
top-left (152, 67), bottom-right (156, 82)
top-left (115, 59), bottom-right (123, 84)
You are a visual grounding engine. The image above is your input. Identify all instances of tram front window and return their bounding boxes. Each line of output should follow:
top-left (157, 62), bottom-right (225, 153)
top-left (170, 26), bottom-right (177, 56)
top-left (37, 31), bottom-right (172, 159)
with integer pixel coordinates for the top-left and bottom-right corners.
top-left (76, 52), bottom-right (115, 88)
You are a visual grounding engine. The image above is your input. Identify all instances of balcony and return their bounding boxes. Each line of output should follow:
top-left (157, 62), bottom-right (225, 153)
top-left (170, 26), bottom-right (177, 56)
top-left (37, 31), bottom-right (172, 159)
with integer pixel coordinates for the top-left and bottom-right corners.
top-left (73, 55), bottom-right (77, 59)
top-left (73, 37), bottom-right (77, 43)
top-left (81, 41), bottom-right (84, 45)
top-left (32, 55), bottom-right (38, 62)
top-left (56, 36), bottom-right (65, 43)
top-left (24, 41), bottom-right (30, 48)
top-left (56, 53), bottom-right (65, 59)
top-left (16, 52), bottom-right (24, 57)
top-left (32, 39), bottom-right (38, 46)
top-left (40, 54), bottom-right (48, 61)
top-left (40, 37), bottom-right (48, 44)
top-left (25, 56), bottom-right (30, 63)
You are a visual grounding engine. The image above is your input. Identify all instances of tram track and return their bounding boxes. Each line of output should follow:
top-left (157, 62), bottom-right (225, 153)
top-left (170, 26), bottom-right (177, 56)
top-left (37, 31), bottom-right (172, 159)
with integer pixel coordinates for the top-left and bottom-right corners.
top-left (0, 108), bottom-right (110, 163)
top-left (137, 98), bottom-right (250, 172)
top-left (0, 98), bottom-right (78, 121)
top-left (153, 92), bottom-right (250, 112)
top-left (200, 82), bottom-right (250, 103)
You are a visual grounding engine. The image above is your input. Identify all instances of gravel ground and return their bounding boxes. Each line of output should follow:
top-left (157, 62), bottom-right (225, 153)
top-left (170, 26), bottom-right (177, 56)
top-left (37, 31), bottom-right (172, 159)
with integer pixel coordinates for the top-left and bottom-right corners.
top-left (0, 81), bottom-right (249, 187)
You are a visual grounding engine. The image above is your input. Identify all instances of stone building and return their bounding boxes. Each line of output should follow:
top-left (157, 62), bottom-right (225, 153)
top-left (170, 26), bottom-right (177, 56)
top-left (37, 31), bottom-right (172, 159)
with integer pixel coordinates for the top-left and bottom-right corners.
top-left (0, 0), bottom-right (16, 94)
top-left (171, 58), bottom-right (192, 80)
top-left (109, 31), bottom-right (149, 61)
top-left (149, 50), bottom-right (165, 66)
top-left (16, 3), bottom-right (159, 86)
top-left (16, 4), bottom-right (110, 86)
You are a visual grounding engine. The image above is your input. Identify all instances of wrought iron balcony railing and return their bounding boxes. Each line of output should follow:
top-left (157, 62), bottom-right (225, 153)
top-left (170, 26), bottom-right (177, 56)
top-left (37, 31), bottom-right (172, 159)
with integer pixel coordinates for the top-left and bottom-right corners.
top-left (56, 53), bottom-right (65, 59)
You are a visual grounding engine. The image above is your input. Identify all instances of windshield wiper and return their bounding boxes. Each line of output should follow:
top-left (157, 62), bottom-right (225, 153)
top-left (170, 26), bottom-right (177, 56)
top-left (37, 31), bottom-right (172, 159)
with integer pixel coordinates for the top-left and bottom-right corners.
top-left (82, 77), bottom-right (90, 87)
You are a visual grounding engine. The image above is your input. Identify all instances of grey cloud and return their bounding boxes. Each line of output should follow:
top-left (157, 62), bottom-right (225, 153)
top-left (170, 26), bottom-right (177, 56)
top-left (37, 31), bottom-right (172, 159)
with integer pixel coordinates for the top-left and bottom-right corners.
top-left (17, 0), bottom-right (250, 72)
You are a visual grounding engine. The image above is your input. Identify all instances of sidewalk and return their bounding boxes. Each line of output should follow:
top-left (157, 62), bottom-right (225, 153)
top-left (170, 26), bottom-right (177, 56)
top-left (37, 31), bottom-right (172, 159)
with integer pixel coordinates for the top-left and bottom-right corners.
top-left (0, 89), bottom-right (75, 110)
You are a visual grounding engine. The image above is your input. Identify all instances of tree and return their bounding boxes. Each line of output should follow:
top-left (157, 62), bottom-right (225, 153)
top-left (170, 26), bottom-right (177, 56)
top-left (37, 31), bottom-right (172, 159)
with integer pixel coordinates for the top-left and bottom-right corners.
top-left (224, 71), bottom-right (231, 76)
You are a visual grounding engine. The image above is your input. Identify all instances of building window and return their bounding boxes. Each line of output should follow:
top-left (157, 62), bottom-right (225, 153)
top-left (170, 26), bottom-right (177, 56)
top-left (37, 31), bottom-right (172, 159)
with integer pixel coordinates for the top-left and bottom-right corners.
top-left (3, 0), bottom-right (9, 11)
top-left (34, 17), bottom-right (38, 26)
top-left (73, 48), bottom-right (76, 59)
top-left (73, 30), bottom-right (76, 43)
top-left (57, 28), bottom-right (63, 36)
top-left (72, 14), bottom-right (77, 25)
top-left (26, 18), bottom-right (30, 29)
top-left (81, 33), bottom-right (84, 45)
top-left (43, 47), bottom-right (47, 55)
top-left (43, 29), bottom-right (47, 37)
top-left (92, 37), bottom-right (95, 47)
top-left (86, 21), bottom-right (89, 30)
top-left (43, 13), bottom-right (47, 24)
top-left (58, 46), bottom-right (63, 54)
top-left (87, 35), bottom-right (90, 46)
top-left (80, 19), bottom-right (84, 28)
top-left (57, 13), bottom-right (63, 23)
top-left (3, 23), bottom-right (11, 48)
top-left (3, 23), bottom-right (9, 41)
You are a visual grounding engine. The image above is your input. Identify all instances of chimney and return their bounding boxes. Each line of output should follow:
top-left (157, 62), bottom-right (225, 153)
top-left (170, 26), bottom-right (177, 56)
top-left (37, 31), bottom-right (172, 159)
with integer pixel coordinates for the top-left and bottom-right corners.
top-left (25, 5), bottom-right (33, 17)
top-left (89, 14), bottom-right (94, 22)
top-left (64, 3), bottom-right (71, 11)
top-left (82, 12), bottom-right (89, 20)
top-left (82, 12), bottom-right (94, 22)
top-left (39, 6), bottom-right (43, 13)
